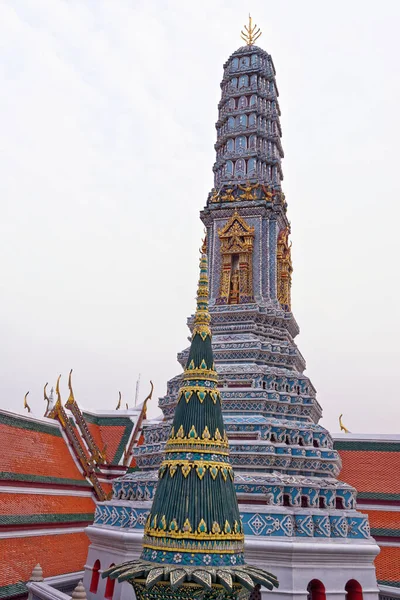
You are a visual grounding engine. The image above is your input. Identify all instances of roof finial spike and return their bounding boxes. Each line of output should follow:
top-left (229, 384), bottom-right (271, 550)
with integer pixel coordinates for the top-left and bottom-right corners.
top-left (339, 413), bottom-right (351, 434)
top-left (116, 391), bottom-right (122, 410)
top-left (44, 382), bottom-right (50, 416)
top-left (56, 374), bottom-right (62, 404)
top-left (240, 14), bottom-right (262, 46)
top-left (23, 391), bottom-right (31, 413)
top-left (68, 369), bottom-right (74, 404)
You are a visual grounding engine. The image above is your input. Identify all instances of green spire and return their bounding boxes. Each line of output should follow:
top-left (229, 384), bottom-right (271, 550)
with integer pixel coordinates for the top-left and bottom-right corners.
top-left (103, 247), bottom-right (278, 598)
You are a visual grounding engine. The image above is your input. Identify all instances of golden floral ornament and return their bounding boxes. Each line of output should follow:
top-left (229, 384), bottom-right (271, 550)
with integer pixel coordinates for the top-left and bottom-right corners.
top-left (169, 518), bottom-right (178, 532)
top-left (212, 521), bottom-right (221, 534)
top-left (202, 426), bottom-right (211, 440)
top-left (224, 520), bottom-right (232, 534)
top-left (183, 390), bottom-right (193, 403)
top-left (162, 460), bottom-right (233, 480)
top-left (183, 370), bottom-right (218, 384)
top-left (181, 464), bottom-right (191, 478)
top-left (196, 462), bottom-right (206, 480)
top-left (210, 465), bottom-right (219, 480)
top-left (178, 386), bottom-right (220, 405)
top-left (188, 425), bottom-right (198, 439)
top-left (183, 518), bottom-right (192, 533)
top-left (198, 518), bottom-right (207, 534)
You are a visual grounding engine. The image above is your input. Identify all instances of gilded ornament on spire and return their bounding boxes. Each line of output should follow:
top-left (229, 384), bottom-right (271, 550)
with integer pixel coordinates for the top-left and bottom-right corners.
top-left (240, 14), bottom-right (262, 46)
top-left (277, 227), bottom-right (293, 310)
top-left (192, 243), bottom-right (212, 341)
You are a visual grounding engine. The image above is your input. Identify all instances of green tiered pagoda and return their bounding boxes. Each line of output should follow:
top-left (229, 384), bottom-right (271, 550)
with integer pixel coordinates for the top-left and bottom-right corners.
top-left (103, 248), bottom-right (278, 599)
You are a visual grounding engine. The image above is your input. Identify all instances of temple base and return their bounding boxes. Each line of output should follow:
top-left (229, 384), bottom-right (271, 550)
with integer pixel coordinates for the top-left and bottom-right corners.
top-left (245, 538), bottom-right (380, 600)
top-left (84, 526), bottom-right (380, 600)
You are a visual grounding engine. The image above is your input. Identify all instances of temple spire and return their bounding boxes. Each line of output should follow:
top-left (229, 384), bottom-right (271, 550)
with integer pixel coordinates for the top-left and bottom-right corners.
top-left (103, 249), bottom-right (278, 598)
top-left (240, 15), bottom-right (262, 46)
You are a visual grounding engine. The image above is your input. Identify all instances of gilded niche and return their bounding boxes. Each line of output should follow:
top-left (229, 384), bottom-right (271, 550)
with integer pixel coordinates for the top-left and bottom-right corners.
top-left (277, 227), bottom-right (293, 310)
top-left (216, 210), bottom-right (254, 305)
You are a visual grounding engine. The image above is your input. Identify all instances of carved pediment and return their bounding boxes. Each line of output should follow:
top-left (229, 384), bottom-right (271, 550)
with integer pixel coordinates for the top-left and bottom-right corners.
top-left (218, 210), bottom-right (255, 239)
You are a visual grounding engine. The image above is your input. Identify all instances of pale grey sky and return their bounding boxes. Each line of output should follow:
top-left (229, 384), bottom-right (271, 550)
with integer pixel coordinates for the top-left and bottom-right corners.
top-left (1, 0), bottom-right (399, 435)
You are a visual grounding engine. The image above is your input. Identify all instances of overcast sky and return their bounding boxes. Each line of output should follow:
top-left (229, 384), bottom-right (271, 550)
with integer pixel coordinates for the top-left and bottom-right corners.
top-left (1, 0), bottom-right (399, 435)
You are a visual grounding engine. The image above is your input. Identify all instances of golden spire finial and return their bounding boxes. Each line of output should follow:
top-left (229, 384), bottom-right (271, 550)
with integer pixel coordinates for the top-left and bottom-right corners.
top-left (192, 238), bottom-right (211, 340)
top-left (241, 14), bottom-right (262, 46)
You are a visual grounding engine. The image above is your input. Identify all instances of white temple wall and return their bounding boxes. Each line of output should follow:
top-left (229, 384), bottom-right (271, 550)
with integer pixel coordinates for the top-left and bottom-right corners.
top-left (246, 538), bottom-right (380, 600)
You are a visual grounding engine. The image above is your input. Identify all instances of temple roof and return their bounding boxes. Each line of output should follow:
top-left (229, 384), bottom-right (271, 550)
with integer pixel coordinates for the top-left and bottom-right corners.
top-left (0, 411), bottom-right (89, 487)
top-left (335, 434), bottom-right (400, 588)
top-left (0, 401), bottom-right (145, 599)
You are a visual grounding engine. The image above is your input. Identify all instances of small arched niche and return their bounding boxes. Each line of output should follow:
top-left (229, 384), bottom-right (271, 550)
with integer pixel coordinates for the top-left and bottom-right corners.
top-left (90, 559), bottom-right (101, 593)
top-left (345, 579), bottom-right (363, 600)
top-left (104, 564), bottom-right (116, 600)
top-left (307, 579), bottom-right (326, 600)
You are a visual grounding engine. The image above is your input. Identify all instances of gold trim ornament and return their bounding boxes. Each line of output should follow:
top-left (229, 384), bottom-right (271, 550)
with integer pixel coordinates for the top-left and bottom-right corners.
top-left (276, 227), bottom-right (293, 310)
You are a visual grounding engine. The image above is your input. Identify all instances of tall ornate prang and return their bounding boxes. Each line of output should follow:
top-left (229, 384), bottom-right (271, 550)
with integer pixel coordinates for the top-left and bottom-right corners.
top-left (103, 250), bottom-right (278, 599)
top-left (85, 18), bottom-right (380, 600)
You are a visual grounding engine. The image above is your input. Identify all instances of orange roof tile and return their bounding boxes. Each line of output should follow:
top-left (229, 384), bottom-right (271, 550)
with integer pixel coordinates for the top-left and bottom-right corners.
top-left (364, 510), bottom-right (400, 532)
top-left (0, 532), bottom-right (89, 592)
top-left (98, 425), bottom-right (127, 463)
top-left (374, 546), bottom-right (400, 584)
top-left (0, 418), bottom-right (86, 484)
top-left (0, 494), bottom-right (95, 516)
top-left (87, 423), bottom-right (105, 456)
top-left (83, 413), bottom-right (135, 464)
top-left (100, 482), bottom-right (113, 496)
top-left (338, 450), bottom-right (400, 496)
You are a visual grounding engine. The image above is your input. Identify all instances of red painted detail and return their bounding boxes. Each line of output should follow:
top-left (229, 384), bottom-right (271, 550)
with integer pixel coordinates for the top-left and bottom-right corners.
top-left (105, 564), bottom-right (115, 600)
top-left (307, 579), bottom-right (326, 600)
top-left (90, 560), bottom-right (100, 593)
top-left (345, 579), bottom-right (363, 600)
